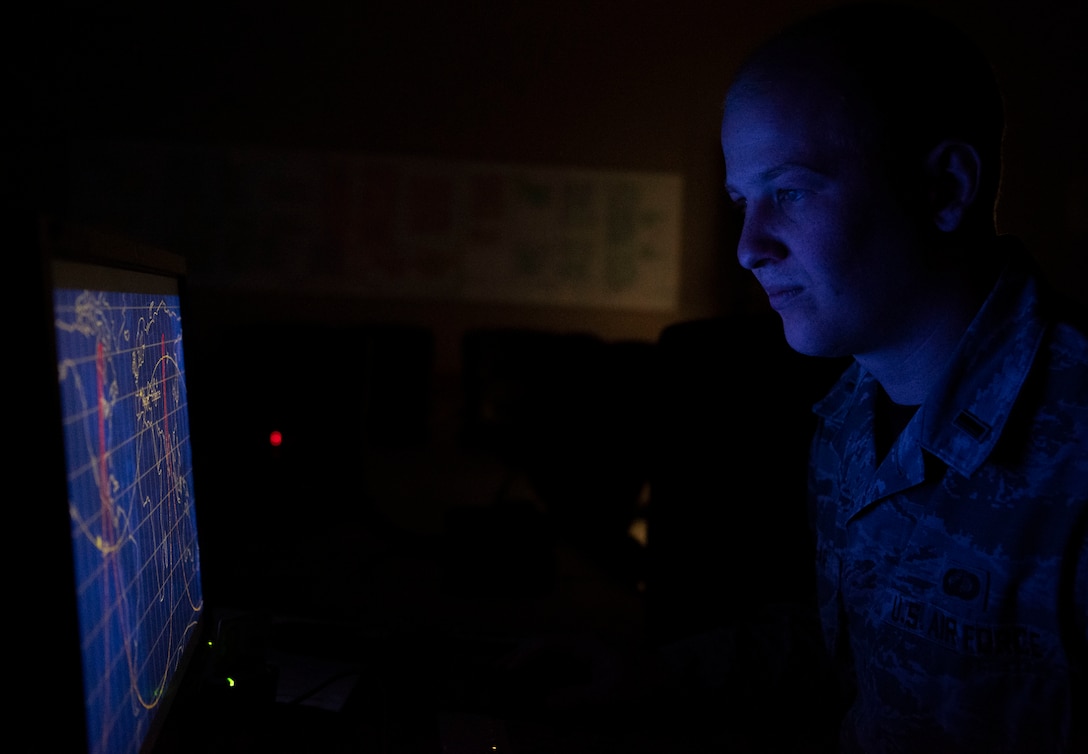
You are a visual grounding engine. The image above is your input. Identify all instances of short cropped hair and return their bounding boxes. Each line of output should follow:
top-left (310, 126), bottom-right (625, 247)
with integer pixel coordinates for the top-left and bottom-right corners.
top-left (731, 2), bottom-right (1006, 229)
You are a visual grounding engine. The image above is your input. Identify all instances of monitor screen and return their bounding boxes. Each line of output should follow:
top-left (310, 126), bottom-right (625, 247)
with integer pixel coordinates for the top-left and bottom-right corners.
top-left (49, 231), bottom-right (206, 754)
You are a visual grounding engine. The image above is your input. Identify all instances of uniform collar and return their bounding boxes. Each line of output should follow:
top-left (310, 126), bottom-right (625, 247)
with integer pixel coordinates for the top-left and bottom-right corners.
top-left (815, 236), bottom-right (1048, 478)
top-left (918, 236), bottom-right (1047, 475)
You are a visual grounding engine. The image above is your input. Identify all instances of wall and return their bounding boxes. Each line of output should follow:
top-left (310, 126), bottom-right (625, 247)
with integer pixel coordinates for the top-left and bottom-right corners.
top-left (11, 0), bottom-right (1087, 540)
top-left (16, 0), bottom-right (1086, 370)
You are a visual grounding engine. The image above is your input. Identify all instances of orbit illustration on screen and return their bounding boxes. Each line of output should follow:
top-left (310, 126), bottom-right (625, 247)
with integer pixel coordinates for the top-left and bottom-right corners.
top-left (54, 268), bottom-right (204, 754)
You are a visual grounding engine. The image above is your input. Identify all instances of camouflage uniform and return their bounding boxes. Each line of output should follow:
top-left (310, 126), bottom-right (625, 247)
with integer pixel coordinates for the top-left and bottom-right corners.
top-left (809, 236), bottom-right (1088, 753)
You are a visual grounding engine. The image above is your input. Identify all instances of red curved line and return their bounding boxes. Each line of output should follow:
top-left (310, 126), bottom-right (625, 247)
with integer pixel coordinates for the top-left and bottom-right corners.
top-left (161, 334), bottom-right (173, 481)
top-left (97, 340), bottom-right (112, 542)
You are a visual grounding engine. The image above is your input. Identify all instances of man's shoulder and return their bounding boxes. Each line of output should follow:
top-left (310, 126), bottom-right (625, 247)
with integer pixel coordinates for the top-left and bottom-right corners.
top-left (1030, 314), bottom-right (1088, 443)
top-left (1046, 298), bottom-right (1088, 361)
top-left (990, 242), bottom-right (1088, 411)
top-left (1035, 280), bottom-right (1088, 394)
top-left (997, 293), bottom-right (1088, 483)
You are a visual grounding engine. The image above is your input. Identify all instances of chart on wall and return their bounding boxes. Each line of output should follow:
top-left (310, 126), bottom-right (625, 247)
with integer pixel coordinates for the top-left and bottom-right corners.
top-left (215, 150), bottom-right (683, 311)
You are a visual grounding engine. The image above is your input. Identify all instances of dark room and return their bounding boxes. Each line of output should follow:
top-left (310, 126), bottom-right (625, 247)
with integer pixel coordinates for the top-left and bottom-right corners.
top-left (11, 0), bottom-right (1087, 751)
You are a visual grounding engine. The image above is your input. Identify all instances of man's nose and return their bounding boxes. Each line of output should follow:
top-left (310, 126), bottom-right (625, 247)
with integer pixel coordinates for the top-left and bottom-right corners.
top-left (736, 202), bottom-right (787, 270)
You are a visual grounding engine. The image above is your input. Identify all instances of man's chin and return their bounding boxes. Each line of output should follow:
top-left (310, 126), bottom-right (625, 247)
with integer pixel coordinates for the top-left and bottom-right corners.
top-left (781, 319), bottom-right (846, 359)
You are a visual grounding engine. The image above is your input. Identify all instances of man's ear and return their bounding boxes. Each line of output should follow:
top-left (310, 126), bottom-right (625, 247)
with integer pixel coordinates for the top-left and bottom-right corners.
top-left (926, 139), bottom-right (981, 232)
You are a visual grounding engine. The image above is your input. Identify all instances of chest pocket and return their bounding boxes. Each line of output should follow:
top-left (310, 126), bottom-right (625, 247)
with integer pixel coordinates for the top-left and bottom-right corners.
top-left (855, 507), bottom-right (1060, 672)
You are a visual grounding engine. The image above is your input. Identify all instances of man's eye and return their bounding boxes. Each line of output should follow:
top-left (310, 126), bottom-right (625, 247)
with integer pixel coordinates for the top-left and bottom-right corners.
top-left (777, 189), bottom-right (805, 203)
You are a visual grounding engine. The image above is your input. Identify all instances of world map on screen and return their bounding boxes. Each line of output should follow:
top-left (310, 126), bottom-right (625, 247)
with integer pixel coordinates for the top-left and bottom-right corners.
top-left (55, 272), bottom-right (203, 754)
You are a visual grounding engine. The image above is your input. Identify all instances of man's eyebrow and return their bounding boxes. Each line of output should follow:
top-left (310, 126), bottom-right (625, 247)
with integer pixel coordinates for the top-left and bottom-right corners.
top-left (725, 161), bottom-right (825, 193)
top-left (762, 162), bottom-right (823, 181)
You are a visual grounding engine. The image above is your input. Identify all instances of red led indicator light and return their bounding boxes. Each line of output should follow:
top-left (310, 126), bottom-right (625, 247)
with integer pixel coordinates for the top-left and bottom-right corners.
top-left (269, 430), bottom-right (283, 447)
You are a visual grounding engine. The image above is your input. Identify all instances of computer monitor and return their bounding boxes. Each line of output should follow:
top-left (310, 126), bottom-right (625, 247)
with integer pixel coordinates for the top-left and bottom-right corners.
top-left (36, 217), bottom-right (208, 754)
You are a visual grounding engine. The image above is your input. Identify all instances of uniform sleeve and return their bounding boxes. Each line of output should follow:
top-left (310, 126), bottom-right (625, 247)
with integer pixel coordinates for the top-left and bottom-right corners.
top-left (1072, 504), bottom-right (1088, 665)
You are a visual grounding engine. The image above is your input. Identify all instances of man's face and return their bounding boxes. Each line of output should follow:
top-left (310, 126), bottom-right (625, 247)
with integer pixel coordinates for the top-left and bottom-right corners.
top-left (721, 73), bottom-right (930, 359)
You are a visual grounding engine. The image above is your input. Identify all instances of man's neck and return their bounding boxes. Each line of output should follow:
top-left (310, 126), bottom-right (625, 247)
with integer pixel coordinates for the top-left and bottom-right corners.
top-left (857, 233), bottom-right (1002, 406)
top-left (857, 284), bottom-right (990, 406)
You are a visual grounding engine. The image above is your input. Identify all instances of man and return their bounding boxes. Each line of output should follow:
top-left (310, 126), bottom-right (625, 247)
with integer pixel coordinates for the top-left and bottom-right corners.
top-left (720, 2), bottom-right (1087, 751)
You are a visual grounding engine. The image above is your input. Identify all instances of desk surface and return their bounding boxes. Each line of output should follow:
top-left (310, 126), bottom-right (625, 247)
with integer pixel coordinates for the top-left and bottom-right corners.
top-left (152, 527), bottom-right (737, 753)
top-left (153, 614), bottom-right (726, 754)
